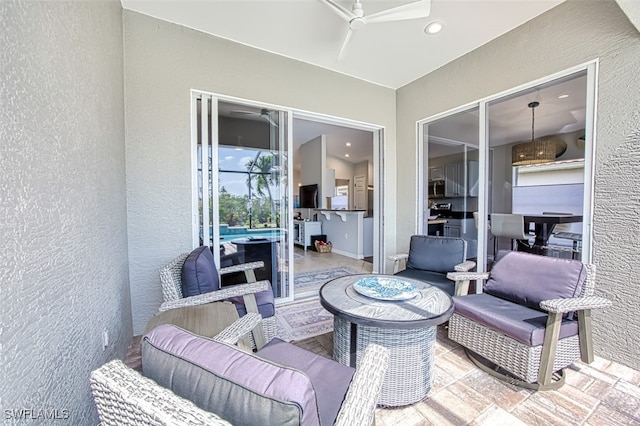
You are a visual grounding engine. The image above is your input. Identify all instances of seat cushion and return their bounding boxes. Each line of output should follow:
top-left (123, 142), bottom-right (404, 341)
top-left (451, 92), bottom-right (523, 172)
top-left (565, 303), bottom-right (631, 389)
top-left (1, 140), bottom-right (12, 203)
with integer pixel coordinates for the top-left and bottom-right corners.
top-left (181, 246), bottom-right (220, 297)
top-left (406, 236), bottom-right (466, 273)
top-left (394, 269), bottom-right (454, 296)
top-left (453, 293), bottom-right (578, 346)
top-left (227, 286), bottom-right (276, 318)
top-left (484, 251), bottom-right (587, 313)
top-left (142, 325), bottom-right (320, 426)
top-left (257, 338), bottom-right (355, 426)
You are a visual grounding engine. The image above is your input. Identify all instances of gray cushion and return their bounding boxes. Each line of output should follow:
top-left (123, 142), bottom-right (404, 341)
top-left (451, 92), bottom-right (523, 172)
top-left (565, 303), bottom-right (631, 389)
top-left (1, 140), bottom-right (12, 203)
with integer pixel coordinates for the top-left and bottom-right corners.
top-left (227, 287), bottom-right (276, 318)
top-left (453, 293), bottom-right (578, 346)
top-left (394, 269), bottom-right (454, 296)
top-left (484, 251), bottom-right (586, 312)
top-left (181, 246), bottom-right (220, 297)
top-left (142, 325), bottom-right (320, 426)
top-left (406, 236), bottom-right (466, 273)
top-left (257, 338), bottom-right (355, 426)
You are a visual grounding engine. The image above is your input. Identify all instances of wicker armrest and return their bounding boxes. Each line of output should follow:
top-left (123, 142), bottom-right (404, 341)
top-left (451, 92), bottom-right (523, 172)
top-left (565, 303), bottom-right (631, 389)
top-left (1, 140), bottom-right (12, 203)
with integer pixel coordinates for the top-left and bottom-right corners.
top-left (335, 344), bottom-right (389, 426)
top-left (539, 296), bottom-right (612, 313)
top-left (387, 253), bottom-right (408, 262)
top-left (213, 313), bottom-right (262, 346)
top-left (454, 260), bottom-right (476, 272)
top-left (159, 280), bottom-right (270, 312)
top-left (91, 360), bottom-right (232, 426)
top-left (219, 261), bottom-right (264, 276)
top-left (447, 271), bottom-right (490, 282)
top-left (388, 253), bottom-right (408, 274)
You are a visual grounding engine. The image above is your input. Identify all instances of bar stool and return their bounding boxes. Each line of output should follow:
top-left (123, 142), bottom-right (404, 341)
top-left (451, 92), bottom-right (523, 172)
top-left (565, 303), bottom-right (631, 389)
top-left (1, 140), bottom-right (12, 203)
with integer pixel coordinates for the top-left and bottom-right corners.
top-left (490, 213), bottom-right (531, 255)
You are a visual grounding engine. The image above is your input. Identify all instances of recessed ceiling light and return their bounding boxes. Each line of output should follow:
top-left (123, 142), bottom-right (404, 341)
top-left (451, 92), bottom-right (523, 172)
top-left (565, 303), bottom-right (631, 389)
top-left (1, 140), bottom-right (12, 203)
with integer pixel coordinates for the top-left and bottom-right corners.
top-left (345, 154), bottom-right (350, 158)
top-left (424, 21), bottom-right (443, 35)
top-left (346, 142), bottom-right (351, 147)
top-left (558, 94), bottom-right (569, 99)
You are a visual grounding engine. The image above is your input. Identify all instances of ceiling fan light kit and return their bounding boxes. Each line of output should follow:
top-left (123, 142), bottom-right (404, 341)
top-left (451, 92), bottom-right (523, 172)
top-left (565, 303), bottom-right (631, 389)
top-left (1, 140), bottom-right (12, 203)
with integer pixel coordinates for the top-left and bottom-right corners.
top-left (512, 101), bottom-right (566, 166)
top-left (320, 0), bottom-right (432, 59)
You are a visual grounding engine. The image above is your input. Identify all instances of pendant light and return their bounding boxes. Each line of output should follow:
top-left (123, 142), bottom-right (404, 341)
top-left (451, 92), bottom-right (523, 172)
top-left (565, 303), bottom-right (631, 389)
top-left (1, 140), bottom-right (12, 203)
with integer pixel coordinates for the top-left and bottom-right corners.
top-left (512, 101), bottom-right (565, 166)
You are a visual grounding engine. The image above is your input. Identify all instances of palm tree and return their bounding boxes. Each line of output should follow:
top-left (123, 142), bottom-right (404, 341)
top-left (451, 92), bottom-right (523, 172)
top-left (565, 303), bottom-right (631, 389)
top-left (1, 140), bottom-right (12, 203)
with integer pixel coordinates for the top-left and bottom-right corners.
top-left (246, 152), bottom-right (278, 226)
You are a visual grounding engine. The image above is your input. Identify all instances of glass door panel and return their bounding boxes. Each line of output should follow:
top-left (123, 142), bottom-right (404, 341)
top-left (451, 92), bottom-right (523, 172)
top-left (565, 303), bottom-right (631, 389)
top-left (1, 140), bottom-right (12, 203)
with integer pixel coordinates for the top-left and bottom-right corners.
top-left (421, 107), bottom-right (480, 259)
top-left (487, 71), bottom-right (588, 262)
top-left (193, 94), bottom-right (292, 301)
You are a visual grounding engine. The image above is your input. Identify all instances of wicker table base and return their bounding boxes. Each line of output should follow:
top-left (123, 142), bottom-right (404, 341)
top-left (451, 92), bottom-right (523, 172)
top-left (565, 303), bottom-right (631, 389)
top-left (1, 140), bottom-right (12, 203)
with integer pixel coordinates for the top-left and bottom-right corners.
top-left (320, 274), bottom-right (453, 407)
top-left (333, 316), bottom-right (437, 406)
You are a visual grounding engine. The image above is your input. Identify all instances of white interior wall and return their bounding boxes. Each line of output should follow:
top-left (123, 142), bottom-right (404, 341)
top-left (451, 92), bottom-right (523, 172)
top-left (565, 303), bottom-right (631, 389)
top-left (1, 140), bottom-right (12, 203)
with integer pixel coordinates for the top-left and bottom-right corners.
top-left (396, 0), bottom-right (640, 368)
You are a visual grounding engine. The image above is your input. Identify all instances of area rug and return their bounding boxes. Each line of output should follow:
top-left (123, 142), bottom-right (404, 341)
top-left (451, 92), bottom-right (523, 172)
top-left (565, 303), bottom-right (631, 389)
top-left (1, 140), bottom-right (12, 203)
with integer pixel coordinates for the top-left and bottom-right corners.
top-left (276, 298), bottom-right (334, 341)
top-left (294, 266), bottom-right (360, 291)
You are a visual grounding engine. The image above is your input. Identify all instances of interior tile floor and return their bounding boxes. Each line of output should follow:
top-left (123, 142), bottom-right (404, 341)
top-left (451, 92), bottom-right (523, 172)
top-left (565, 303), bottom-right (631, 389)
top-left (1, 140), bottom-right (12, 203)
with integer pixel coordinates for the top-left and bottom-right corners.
top-left (293, 327), bottom-right (640, 426)
top-left (293, 246), bottom-right (373, 274)
top-left (292, 246), bottom-right (374, 300)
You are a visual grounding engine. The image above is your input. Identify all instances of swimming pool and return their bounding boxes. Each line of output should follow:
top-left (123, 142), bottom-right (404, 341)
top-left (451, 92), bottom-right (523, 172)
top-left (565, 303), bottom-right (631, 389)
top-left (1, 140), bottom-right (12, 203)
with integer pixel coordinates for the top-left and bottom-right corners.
top-left (219, 229), bottom-right (282, 241)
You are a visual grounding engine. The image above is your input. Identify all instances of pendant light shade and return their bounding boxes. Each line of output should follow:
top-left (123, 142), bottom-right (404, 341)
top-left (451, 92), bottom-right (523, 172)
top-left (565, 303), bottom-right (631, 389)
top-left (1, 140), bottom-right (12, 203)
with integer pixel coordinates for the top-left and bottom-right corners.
top-left (511, 101), bottom-right (566, 166)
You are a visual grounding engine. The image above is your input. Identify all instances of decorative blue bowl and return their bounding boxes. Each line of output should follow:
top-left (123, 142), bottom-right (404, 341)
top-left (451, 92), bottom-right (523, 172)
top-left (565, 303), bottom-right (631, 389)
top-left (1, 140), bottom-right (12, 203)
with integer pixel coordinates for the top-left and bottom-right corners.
top-left (353, 276), bottom-right (418, 301)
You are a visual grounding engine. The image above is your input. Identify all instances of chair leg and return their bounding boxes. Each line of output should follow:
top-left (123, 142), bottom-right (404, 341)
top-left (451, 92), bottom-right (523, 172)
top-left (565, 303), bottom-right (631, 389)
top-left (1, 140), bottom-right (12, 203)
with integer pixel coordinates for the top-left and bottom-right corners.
top-left (578, 309), bottom-right (594, 363)
top-left (538, 312), bottom-right (562, 386)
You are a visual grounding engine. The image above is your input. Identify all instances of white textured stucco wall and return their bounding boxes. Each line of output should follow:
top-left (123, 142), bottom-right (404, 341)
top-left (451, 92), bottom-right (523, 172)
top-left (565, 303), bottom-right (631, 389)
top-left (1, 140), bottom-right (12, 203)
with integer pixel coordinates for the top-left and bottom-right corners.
top-left (123, 11), bottom-right (396, 334)
top-left (1, 1), bottom-right (130, 423)
top-left (396, 0), bottom-right (640, 368)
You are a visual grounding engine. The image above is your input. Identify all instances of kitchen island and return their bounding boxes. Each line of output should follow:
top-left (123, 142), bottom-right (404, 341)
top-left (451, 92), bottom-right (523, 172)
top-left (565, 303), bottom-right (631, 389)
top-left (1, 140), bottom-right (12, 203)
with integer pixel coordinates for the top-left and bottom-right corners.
top-left (316, 210), bottom-right (372, 259)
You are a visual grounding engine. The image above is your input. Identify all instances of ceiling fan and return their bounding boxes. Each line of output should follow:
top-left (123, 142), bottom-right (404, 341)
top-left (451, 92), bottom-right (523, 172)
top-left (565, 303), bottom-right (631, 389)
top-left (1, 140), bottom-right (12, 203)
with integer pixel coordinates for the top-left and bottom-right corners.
top-left (319, 0), bottom-right (431, 60)
top-left (230, 108), bottom-right (279, 127)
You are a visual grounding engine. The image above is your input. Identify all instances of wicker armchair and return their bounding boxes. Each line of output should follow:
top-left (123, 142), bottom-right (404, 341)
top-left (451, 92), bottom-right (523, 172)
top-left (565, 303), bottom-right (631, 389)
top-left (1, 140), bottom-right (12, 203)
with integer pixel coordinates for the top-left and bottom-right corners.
top-left (91, 314), bottom-right (389, 426)
top-left (388, 235), bottom-right (476, 296)
top-left (159, 250), bottom-right (277, 348)
top-left (447, 250), bottom-right (611, 390)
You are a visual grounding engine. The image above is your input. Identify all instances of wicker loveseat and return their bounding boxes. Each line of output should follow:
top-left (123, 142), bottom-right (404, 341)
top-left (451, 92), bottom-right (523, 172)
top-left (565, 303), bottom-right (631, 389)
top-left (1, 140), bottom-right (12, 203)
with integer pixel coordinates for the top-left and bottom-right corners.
top-left (446, 250), bottom-right (611, 389)
top-left (91, 314), bottom-right (389, 426)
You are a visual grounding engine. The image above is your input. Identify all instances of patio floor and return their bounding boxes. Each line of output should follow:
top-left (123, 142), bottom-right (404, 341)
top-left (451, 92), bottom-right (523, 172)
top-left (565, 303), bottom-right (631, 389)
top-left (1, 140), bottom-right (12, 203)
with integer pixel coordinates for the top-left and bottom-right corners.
top-left (292, 327), bottom-right (640, 425)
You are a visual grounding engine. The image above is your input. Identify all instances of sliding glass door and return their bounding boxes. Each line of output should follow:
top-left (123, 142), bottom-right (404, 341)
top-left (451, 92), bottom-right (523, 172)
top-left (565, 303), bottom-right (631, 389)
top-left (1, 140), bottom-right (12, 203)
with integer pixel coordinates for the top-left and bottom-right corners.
top-left (418, 63), bottom-right (597, 278)
top-left (193, 93), bottom-right (293, 301)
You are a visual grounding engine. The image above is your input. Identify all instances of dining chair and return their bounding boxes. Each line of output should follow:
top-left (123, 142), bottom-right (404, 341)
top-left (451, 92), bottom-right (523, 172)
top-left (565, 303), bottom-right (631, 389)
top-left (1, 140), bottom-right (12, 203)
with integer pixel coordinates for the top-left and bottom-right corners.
top-left (489, 213), bottom-right (531, 255)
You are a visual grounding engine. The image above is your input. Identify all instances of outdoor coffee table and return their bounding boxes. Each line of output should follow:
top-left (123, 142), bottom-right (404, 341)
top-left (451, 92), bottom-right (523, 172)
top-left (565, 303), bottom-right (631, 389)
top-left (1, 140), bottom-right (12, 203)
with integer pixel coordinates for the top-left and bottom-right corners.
top-left (319, 274), bottom-right (454, 406)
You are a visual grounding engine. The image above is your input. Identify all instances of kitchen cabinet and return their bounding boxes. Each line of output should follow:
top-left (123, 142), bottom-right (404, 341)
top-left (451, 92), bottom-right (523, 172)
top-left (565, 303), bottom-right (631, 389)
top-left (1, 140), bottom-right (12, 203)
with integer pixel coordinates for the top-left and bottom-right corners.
top-left (429, 166), bottom-right (445, 181)
top-left (444, 161), bottom-right (479, 197)
top-left (444, 223), bottom-right (461, 238)
top-left (293, 220), bottom-right (322, 251)
top-left (444, 218), bottom-right (477, 258)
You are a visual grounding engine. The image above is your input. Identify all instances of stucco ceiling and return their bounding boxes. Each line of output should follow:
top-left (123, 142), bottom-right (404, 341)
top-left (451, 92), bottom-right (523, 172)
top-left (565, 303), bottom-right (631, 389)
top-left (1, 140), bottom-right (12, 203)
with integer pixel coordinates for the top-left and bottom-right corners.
top-left (121, 0), bottom-right (564, 89)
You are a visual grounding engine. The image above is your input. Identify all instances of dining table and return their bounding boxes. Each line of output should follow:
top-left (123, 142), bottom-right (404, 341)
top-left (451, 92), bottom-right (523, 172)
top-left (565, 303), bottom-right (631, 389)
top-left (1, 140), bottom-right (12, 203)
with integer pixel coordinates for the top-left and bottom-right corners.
top-left (520, 213), bottom-right (583, 253)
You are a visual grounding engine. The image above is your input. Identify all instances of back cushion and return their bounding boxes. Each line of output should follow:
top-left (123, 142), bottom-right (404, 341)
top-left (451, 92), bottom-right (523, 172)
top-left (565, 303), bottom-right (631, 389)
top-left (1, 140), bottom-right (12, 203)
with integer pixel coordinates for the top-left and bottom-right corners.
top-left (181, 246), bottom-right (220, 297)
top-left (484, 250), bottom-right (586, 311)
top-left (407, 235), bottom-right (466, 273)
top-left (142, 325), bottom-right (320, 426)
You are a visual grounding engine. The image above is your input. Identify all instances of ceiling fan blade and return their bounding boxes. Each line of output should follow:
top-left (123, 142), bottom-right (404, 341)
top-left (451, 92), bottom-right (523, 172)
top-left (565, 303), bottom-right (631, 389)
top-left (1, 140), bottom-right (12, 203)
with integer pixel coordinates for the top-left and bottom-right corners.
top-left (262, 113), bottom-right (279, 128)
top-left (230, 110), bottom-right (259, 116)
top-left (318, 0), bottom-right (356, 22)
top-left (364, 0), bottom-right (431, 24)
top-left (337, 28), bottom-right (354, 61)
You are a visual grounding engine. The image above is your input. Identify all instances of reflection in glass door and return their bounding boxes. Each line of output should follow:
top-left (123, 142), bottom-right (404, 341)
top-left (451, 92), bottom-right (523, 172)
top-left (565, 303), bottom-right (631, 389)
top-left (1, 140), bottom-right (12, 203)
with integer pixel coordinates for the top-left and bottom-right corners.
top-left (193, 94), bottom-right (292, 301)
top-left (420, 107), bottom-right (480, 261)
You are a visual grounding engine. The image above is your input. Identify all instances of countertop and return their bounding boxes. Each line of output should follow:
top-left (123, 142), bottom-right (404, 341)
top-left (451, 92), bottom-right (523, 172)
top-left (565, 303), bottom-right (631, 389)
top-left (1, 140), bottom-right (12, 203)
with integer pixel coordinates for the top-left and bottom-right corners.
top-left (427, 219), bottom-right (447, 225)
